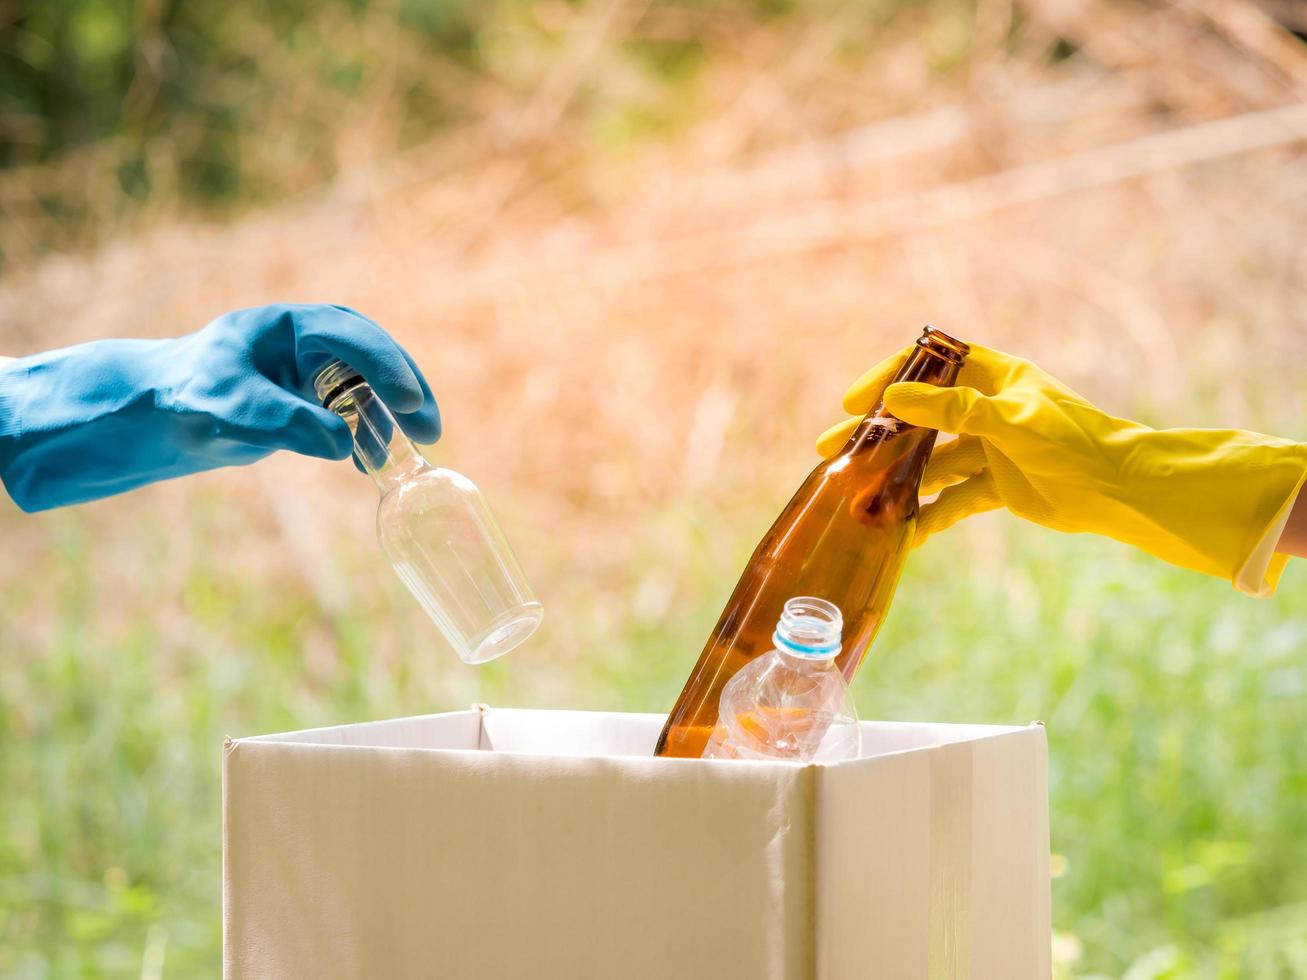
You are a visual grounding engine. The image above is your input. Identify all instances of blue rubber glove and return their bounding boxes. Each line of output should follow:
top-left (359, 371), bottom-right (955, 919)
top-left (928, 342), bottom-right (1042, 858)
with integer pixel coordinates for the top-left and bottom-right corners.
top-left (0, 304), bottom-right (441, 512)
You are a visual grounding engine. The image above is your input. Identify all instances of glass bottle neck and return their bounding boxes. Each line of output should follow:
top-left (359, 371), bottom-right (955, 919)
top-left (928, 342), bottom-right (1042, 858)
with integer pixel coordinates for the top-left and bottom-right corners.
top-left (842, 341), bottom-right (963, 456)
top-left (330, 382), bottom-right (428, 494)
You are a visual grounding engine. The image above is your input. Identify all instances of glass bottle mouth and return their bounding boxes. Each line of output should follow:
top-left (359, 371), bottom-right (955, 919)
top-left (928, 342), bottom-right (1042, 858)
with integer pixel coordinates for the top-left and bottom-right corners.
top-left (313, 359), bottom-right (365, 410)
top-left (774, 596), bottom-right (843, 659)
top-left (917, 325), bottom-right (970, 364)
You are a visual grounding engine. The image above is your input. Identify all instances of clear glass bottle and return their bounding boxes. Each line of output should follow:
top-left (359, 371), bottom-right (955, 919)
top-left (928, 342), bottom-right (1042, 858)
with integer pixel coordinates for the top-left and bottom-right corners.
top-left (315, 360), bottom-right (542, 664)
top-left (702, 597), bottom-right (861, 763)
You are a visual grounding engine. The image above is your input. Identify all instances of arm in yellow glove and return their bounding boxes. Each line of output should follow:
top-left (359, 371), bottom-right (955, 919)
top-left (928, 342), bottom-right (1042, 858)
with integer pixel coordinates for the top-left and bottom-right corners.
top-left (817, 343), bottom-right (1307, 597)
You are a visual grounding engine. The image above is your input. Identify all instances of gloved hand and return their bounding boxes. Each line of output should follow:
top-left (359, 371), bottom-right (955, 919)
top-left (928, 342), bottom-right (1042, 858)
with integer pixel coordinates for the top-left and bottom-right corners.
top-left (817, 343), bottom-right (1307, 596)
top-left (0, 304), bottom-right (440, 512)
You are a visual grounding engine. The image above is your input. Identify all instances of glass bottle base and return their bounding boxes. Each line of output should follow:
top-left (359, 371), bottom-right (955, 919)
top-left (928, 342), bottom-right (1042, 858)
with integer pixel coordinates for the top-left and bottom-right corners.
top-left (462, 603), bottom-right (544, 664)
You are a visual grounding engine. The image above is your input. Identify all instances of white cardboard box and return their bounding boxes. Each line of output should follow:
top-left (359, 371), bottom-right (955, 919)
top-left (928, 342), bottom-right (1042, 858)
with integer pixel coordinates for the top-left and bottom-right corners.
top-left (223, 707), bottom-right (1050, 979)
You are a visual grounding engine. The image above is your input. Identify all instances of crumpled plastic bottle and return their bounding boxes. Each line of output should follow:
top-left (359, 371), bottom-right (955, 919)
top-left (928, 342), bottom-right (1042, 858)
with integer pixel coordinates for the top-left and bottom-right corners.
top-left (702, 596), bottom-right (861, 763)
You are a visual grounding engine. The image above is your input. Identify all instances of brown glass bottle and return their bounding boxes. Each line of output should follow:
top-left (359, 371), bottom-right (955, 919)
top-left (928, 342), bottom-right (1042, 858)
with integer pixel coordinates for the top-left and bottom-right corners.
top-left (654, 326), bottom-right (969, 758)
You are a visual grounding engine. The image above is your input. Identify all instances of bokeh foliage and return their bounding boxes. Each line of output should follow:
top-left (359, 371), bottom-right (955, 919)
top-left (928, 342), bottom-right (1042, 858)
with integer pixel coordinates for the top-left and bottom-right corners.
top-left (1, 0), bottom-right (493, 262)
top-left (0, 0), bottom-right (484, 165)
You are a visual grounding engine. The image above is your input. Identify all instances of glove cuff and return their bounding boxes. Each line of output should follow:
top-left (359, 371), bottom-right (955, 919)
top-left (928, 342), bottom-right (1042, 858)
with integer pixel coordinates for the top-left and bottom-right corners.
top-left (0, 358), bottom-right (26, 456)
top-left (1234, 452), bottom-right (1307, 597)
top-left (0, 359), bottom-right (30, 512)
top-left (0, 339), bottom-right (171, 512)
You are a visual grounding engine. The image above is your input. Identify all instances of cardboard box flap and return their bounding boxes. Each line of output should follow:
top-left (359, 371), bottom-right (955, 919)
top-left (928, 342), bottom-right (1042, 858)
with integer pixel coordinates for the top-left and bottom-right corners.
top-left (850, 720), bottom-right (1035, 759)
top-left (479, 708), bottom-right (665, 756)
top-left (245, 709), bottom-right (482, 750)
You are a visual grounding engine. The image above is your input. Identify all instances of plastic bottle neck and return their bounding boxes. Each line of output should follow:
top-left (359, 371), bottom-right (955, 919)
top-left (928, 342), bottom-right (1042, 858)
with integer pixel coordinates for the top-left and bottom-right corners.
top-left (775, 647), bottom-right (839, 673)
top-left (773, 596), bottom-right (843, 664)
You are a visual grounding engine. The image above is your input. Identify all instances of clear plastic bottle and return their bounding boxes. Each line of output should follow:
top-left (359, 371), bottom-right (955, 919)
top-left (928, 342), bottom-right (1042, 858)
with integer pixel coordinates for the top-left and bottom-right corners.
top-left (314, 360), bottom-right (542, 664)
top-left (702, 597), bottom-right (861, 763)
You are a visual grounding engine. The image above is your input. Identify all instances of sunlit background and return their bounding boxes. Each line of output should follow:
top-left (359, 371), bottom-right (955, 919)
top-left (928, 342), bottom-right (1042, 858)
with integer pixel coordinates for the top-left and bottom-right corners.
top-left (2, 1), bottom-right (1307, 976)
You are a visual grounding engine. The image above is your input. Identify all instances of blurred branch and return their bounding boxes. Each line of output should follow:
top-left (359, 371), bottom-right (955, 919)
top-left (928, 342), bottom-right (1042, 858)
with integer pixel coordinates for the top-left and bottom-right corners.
top-left (374, 0), bottom-right (654, 258)
top-left (1174, 0), bottom-right (1307, 93)
top-left (522, 102), bottom-right (1307, 286)
top-left (256, 462), bottom-right (351, 618)
top-left (1254, 0), bottom-right (1307, 34)
top-left (1020, 0), bottom-right (1296, 114)
top-left (507, 0), bottom-right (653, 147)
top-left (675, 71), bottom-right (1144, 210)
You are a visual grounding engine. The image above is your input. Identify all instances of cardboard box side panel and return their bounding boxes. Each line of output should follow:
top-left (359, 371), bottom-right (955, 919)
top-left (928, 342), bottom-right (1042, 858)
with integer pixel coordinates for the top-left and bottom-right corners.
top-left (221, 742), bottom-right (236, 980)
top-left (968, 727), bottom-right (1052, 980)
top-left (815, 729), bottom-right (1049, 980)
top-left (928, 740), bottom-right (975, 979)
top-left (245, 710), bottom-right (482, 749)
top-left (224, 740), bottom-right (817, 980)
top-left (815, 751), bottom-right (932, 979)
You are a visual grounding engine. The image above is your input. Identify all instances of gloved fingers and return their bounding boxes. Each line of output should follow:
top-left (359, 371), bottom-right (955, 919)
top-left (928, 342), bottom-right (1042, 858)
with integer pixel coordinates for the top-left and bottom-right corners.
top-left (882, 381), bottom-right (1007, 439)
top-left (328, 308), bottom-right (441, 443)
top-left (275, 399), bottom-right (356, 461)
top-left (391, 343), bottom-right (442, 445)
top-left (332, 306), bottom-right (442, 444)
top-left (840, 340), bottom-right (1013, 416)
top-left (227, 384), bottom-right (355, 461)
top-left (826, 342), bottom-right (1033, 458)
top-left (292, 305), bottom-right (426, 415)
top-left (817, 417), bottom-right (994, 465)
top-left (920, 435), bottom-right (988, 496)
top-left (952, 343), bottom-right (1011, 393)
top-left (914, 470), bottom-right (1002, 546)
top-left (840, 347), bottom-right (910, 415)
top-left (816, 416), bottom-right (861, 458)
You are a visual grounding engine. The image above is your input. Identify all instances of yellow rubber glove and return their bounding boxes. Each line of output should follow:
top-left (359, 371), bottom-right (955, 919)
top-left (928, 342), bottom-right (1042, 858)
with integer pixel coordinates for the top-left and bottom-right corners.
top-left (817, 343), bottom-right (1307, 596)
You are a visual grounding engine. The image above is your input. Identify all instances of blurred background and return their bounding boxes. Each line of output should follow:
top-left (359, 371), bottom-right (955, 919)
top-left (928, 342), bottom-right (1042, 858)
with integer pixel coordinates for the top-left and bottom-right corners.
top-left (2, 0), bottom-right (1306, 976)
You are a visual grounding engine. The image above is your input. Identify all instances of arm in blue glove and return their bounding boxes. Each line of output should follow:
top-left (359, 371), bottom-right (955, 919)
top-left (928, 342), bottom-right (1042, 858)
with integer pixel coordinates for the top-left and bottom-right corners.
top-left (0, 304), bottom-right (441, 512)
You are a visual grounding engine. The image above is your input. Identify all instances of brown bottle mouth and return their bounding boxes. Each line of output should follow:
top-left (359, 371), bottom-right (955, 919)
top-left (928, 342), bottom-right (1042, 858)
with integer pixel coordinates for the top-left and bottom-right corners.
top-left (917, 325), bottom-right (969, 364)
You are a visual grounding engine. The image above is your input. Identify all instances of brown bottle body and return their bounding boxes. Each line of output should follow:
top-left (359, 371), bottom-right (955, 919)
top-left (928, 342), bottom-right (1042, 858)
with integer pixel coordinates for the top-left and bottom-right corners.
top-left (654, 327), bottom-right (968, 759)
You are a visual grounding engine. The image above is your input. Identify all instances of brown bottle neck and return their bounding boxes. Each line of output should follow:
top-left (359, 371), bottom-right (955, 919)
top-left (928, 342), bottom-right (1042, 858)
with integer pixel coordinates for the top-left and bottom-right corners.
top-left (841, 342), bottom-right (962, 457)
top-left (889, 343), bottom-right (964, 388)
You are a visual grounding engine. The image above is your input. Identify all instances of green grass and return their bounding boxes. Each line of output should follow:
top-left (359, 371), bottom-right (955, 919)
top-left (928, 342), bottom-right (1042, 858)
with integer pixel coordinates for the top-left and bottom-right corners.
top-left (3, 493), bottom-right (1306, 977)
top-left (875, 529), bottom-right (1307, 979)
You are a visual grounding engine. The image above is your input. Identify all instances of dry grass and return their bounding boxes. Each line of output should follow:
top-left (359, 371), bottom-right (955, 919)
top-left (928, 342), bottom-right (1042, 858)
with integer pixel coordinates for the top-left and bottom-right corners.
top-left (2, 0), bottom-right (1305, 640)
